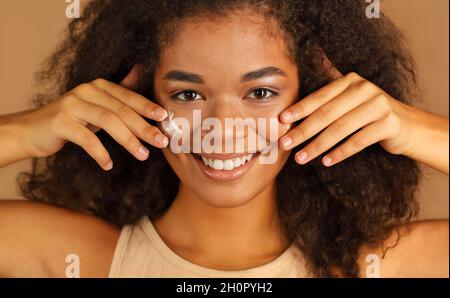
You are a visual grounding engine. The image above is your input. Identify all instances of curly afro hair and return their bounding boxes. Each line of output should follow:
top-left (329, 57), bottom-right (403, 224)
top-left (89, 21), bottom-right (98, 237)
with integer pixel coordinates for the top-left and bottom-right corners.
top-left (19, 0), bottom-right (422, 277)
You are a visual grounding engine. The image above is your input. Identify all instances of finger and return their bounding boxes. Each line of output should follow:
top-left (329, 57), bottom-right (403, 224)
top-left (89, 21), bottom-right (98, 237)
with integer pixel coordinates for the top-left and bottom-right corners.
top-left (73, 84), bottom-right (169, 148)
top-left (56, 118), bottom-right (113, 171)
top-left (91, 78), bottom-right (168, 121)
top-left (279, 81), bottom-right (378, 150)
top-left (69, 97), bottom-right (150, 161)
top-left (320, 120), bottom-right (389, 167)
top-left (292, 97), bottom-right (390, 165)
top-left (280, 72), bottom-right (364, 124)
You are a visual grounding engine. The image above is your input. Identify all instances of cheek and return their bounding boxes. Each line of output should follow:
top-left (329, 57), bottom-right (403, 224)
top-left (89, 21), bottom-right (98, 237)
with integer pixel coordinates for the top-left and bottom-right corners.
top-left (249, 149), bottom-right (291, 187)
top-left (263, 149), bottom-right (290, 174)
top-left (161, 149), bottom-right (190, 180)
top-left (255, 150), bottom-right (291, 189)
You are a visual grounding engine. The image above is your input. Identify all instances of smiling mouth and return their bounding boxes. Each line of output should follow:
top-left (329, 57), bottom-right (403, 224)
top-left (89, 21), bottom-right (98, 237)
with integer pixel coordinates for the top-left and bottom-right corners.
top-left (192, 152), bottom-right (258, 171)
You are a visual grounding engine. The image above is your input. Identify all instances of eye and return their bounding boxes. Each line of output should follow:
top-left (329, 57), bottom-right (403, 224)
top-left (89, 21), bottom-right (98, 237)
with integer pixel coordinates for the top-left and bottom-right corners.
top-left (247, 88), bottom-right (279, 100)
top-left (170, 90), bottom-right (204, 101)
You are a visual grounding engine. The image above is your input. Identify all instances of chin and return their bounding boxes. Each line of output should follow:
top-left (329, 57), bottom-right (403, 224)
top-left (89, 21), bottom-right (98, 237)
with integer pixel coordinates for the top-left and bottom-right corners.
top-left (191, 183), bottom-right (262, 208)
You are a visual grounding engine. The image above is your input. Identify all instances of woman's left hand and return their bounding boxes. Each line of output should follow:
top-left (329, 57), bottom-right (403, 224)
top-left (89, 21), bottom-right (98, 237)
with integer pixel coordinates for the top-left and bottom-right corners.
top-left (279, 64), bottom-right (449, 175)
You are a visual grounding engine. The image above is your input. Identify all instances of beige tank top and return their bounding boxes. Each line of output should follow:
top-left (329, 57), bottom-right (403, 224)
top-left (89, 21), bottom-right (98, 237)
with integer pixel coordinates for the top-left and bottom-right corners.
top-left (108, 216), bottom-right (311, 278)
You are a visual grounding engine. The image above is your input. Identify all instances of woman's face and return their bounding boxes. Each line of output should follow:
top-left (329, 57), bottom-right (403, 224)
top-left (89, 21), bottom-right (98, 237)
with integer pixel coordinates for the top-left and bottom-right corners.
top-left (153, 13), bottom-right (299, 207)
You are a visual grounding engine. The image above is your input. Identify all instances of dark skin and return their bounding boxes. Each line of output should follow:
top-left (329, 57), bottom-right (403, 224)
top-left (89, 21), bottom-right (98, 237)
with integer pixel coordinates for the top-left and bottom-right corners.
top-left (0, 13), bottom-right (448, 277)
top-left (0, 200), bottom-right (447, 277)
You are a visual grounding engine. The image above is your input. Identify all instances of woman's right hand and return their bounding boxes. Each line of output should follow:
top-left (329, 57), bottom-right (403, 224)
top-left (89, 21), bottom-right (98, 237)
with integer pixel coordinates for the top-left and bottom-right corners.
top-left (1, 69), bottom-right (169, 171)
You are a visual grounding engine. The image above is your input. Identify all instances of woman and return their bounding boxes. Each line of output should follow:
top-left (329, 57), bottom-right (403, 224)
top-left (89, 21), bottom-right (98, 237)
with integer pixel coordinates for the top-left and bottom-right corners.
top-left (0, 0), bottom-right (448, 277)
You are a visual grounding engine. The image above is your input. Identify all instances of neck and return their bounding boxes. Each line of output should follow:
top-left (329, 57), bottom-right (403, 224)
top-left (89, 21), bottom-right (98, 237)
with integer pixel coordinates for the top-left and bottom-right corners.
top-left (153, 182), bottom-right (290, 270)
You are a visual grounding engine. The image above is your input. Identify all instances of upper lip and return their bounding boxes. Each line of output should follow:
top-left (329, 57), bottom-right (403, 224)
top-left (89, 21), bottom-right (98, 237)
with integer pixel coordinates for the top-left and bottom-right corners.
top-left (194, 152), bottom-right (258, 160)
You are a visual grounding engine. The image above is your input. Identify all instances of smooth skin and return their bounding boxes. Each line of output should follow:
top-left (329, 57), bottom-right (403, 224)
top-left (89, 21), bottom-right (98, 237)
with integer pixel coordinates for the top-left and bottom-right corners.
top-left (0, 12), bottom-right (448, 277)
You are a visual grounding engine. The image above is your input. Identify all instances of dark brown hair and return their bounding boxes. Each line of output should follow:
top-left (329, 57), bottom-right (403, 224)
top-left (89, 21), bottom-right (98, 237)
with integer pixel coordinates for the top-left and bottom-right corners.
top-left (19, 0), bottom-right (422, 277)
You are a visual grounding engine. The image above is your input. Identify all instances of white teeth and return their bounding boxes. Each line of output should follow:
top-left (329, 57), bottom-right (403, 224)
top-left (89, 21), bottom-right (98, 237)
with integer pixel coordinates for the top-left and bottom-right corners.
top-left (213, 159), bottom-right (224, 170)
top-left (223, 159), bottom-right (234, 170)
top-left (233, 158), bottom-right (242, 167)
top-left (199, 154), bottom-right (255, 171)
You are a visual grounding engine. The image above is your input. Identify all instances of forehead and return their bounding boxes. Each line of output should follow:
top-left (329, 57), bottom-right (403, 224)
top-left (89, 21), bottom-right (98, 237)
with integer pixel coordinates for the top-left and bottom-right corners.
top-left (156, 13), bottom-right (296, 81)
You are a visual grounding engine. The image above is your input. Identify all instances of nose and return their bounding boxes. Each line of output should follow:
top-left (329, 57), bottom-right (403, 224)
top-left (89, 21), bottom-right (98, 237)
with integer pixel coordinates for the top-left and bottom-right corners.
top-left (205, 95), bottom-right (242, 120)
top-left (200, 95), bottom-right (261, 153)
top-left (205, 95), bottom-right (248, 136)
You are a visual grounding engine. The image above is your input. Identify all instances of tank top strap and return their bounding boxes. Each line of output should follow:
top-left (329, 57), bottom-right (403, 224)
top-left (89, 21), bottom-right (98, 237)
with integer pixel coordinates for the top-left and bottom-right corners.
top-left (108, 221), bottom-right (134, 277)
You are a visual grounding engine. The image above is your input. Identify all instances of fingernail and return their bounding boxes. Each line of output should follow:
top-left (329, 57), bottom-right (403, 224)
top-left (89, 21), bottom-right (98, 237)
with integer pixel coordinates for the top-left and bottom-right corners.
top-left (281, 136), bottom-right (292, 148)
top-left (105, 160), bottom-right (113, 171)
top-left (281, 111), bottom-right (292, 122)
top-left (153, 108), bottom-right (168, 120)
top-left (323, 156), bottom-right (332, 166)
top-left (155, 133), bottom-right (169, 147)
top-left (138, 146), bottom-right (149, 159)
top-left (296, 151), bottom-right (308, 164)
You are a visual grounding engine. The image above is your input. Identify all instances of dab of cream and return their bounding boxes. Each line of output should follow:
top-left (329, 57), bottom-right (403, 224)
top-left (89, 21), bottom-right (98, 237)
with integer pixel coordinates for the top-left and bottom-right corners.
top-left (161, 110), bottom-right (183, 137)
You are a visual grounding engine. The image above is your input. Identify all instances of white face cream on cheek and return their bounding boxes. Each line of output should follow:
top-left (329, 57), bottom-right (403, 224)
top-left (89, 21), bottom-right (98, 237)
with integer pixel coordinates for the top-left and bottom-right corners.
top-left (159, 109), bottom-right (193, 154)
top-left (160, 109), bottom-right (183, 138)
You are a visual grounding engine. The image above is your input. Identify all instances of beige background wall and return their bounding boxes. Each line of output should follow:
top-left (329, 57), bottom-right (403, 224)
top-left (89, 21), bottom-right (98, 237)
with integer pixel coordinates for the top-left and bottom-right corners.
top-left (0, 0), bottom-right (448, 219)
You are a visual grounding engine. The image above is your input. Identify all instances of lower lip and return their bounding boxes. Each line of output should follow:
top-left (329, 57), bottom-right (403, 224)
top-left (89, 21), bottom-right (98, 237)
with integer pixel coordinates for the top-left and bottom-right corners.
top-left (192, 154), bottom-right (258, 181)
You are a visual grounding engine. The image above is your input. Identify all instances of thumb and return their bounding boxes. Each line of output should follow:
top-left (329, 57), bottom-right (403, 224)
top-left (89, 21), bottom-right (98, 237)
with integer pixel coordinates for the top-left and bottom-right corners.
top-left (120, 65), bottom-right (141, 90)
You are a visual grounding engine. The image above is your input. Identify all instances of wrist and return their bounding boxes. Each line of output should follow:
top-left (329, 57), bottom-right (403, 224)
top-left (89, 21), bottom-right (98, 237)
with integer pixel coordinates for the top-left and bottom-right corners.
top-left (404, 106), bottom-right (449, 174)
top-left (0, 112), bottom-right (33, 166)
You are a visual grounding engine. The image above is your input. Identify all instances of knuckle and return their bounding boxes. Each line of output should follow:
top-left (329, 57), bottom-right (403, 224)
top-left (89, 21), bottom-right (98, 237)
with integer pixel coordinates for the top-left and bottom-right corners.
top-left (292, 125), bottom-right (307, 141)
top-left (372, 94), bottom-right (391, 114)
top-left (315, 106), bottom-right (331, 123)
top-left (350, 135), bottom-right (366, 150)
top-left (383, 114), bottom-right (400, 137)
top-left (81, 133), bottom-right (98, 149)
top-left (331, 147), bottom-right (345, 161)
top-left (356, 79), bottom-right (374, 92)
top-left (97, 109), bottom-right (116, 123)
top-left (116, 104), bottom-right (134, 120)
top-left (346, 72), bottom-right (360, 81)
top-left (92, 78), bottom-right (107, 86)
top-left (143, 125), bottom-right (158, 139)
top-left (74, 83), bottom-right (92, 94)
top-left (310, 139), bottom-right (323, 155)
top-left (143, 101), bottom-right (156, 113)
top-left (285, 106), bottom-right (303, 123)
top-left (294, 103), bottom-right (304, 118)
top-left (59, 94), bottom-right (78, 110)
top-left (332, 120), bottom-right (348, 135)
top-left (313, 90), bottom-right (329, 105)
top-left (124, 132), bottom-right (139, 149)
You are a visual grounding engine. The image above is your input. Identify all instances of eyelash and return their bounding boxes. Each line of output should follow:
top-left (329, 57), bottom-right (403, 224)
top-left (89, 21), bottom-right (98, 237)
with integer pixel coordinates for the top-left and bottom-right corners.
top-left (248, 88), bottom-right (280, 101)
top-left (170, 88), bottom-right (279, 102)
top-left (170, 90), bottom-right (203, 101)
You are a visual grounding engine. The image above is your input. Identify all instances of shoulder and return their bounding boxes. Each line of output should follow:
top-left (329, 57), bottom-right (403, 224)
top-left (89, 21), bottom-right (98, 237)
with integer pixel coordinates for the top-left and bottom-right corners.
top-left (0, 199), bottom-right (121, 277)
top-left (358, 220), bottom-right (449, 278)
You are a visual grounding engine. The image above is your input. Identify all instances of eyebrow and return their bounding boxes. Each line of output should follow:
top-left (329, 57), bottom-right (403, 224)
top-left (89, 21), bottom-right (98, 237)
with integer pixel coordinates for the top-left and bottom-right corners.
top-left (163, 66), bottom-right (287, 84)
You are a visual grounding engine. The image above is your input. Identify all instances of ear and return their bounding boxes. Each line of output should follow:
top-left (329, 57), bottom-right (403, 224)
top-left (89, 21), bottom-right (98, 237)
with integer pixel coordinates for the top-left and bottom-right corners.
top-left (120, 64), bottom-right (141, 90)
top-left (321, 52), bottom-right (343, 80)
